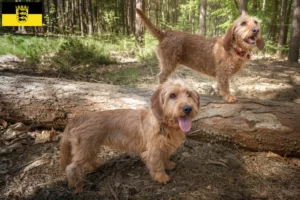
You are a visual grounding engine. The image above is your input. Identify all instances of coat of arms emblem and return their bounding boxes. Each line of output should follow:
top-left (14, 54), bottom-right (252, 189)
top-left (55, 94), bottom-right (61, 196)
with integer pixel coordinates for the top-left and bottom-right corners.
top-left (16, 5), bottom-right (28, 23)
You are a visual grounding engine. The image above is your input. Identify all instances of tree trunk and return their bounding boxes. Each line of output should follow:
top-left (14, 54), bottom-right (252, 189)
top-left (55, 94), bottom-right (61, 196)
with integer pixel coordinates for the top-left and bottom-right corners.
top-left (270, 0), bottom-right (280, 42)
top-left (53, 0), bottom-right (58, 33)
top-left (87, 0), bottom-right (93, 35)
top-left (288, 0), bottom-right (300, 63)
top-left (135, 0), bottom-right (145, 47)
top-left (239, 0), bottom-right (248, 15)
top-left (252, 0), bottom-right (258, 14)
top-left (155, 0), bottom-right (159, 26)
top-left (71, 0), bottom-right (75, 34)
top-left (1, 74), bottom-right (300, 157)
top-left (199, 0), bottom-right (207, 36)
top-left (284, 0), bottom-right (293, 46)
top-left (78, 0), bottom-right (84, 36)
top-left (114, 0), bottom-right (119, 34)
top-left (173, 0), bottom-right (177, 26)
top-left (277, 0), bottom-right (288, 58)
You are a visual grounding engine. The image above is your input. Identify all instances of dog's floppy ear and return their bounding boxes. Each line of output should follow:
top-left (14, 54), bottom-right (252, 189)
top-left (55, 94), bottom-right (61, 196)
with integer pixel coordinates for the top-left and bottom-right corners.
top-left (150, 87), bottom-right (163, 121)
top-left (191, 89), bottom-right (201, 109)
top-left (223, 25), bottom-right (234, 51)
top-left (256, 30), bottom-right (265, 50)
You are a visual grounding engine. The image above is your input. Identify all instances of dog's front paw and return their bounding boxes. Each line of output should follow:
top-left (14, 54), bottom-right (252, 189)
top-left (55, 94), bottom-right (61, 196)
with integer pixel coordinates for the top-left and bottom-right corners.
top-left (224, 95), bottom-right (237, 103)
top-left (165, 161), bottom-right (176, 171)
top-left (152, 172), bottom-right (170, 184)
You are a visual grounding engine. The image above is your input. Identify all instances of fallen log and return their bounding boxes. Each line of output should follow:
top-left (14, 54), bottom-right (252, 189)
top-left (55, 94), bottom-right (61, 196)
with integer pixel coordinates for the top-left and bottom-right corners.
top-left (1, 73), bottom-right (300, 156)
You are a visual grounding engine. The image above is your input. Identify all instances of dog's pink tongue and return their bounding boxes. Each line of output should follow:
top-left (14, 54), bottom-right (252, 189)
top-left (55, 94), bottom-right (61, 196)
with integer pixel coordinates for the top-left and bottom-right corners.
top-left (177, 117), bottom-right (191, 132)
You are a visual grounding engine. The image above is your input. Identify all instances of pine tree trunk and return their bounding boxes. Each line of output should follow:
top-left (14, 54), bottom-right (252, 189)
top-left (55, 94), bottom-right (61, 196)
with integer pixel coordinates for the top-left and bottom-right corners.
top-left (252, 0), bottom-right (257, 14)
top-left (53, 0), bottom-right (58, 33)
top-left (78, 0), bottom-right (84, 36)
top-left (87, 0), bottom-right (93, 35)
top-left (1, 74), bottom-right (300, 157)
top-left (135, 0), bottom-right (145, 47)
top-left (284, 0), bottom-right (293, 46)
top-left (199, 0), bottom-right (207, 36)
top-left (155, 0), bottom-right (159, 26)
top-left (239, 0), bottom-right (248, 15)
top-left (288, 0), bottom-right (300, 63)
top-left (173, 0), bottom-right (177, 26)
top-left (277, 0), bottom-right (288, 58)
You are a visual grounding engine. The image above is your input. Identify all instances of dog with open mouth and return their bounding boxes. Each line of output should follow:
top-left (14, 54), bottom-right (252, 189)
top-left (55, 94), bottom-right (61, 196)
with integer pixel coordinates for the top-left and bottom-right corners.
top-left (136, 9), bottom-right (265, 103)
top-left (60, 80), bottom-right (200, 192)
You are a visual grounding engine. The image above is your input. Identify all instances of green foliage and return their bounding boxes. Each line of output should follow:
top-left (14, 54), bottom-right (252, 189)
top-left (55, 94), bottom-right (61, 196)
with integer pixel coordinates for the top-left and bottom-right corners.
top-left (0, 35), bottom-right (64, 67)
top-left (136, 47), bottom-right (158, 69)
top-left (50, 38), bottom-right (116, 73)
top-left (101, 67), bottom-right (140, 85)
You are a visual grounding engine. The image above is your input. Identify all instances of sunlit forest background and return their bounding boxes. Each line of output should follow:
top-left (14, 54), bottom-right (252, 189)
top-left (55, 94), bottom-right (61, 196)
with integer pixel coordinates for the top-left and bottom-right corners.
top-left (0, 0), bottom-right (299, 73)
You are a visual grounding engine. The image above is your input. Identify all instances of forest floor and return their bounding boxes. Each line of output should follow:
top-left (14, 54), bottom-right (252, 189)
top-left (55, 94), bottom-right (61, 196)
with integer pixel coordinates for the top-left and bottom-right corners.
top-left (0, 54), bottom-right (300, 200)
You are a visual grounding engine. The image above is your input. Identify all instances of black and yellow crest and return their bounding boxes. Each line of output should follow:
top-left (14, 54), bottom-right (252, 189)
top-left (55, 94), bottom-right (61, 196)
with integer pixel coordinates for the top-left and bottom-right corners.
top-left (16, 5), bottom-right (29, 23)
top-left (2, 2), bottom-right (42, 26)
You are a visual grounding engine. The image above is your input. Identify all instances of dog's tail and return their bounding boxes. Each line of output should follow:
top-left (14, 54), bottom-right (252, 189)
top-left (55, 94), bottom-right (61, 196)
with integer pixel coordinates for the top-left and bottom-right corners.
top-left (136, 8), bottom-right (165, 41)
top-left (60, 132), bottom-right (72, 171)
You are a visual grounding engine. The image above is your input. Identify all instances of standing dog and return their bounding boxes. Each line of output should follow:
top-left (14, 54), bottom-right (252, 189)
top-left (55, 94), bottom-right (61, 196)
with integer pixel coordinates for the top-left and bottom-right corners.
top-left (136, 9), bottom-right (265, 103)
top-left (60, 80), bottom-right (200, 192)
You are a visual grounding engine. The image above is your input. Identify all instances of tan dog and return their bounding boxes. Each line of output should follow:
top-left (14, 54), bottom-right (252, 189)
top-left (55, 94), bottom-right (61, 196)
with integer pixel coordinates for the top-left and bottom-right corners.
top-left (60, 80), bottom-right (200, 192)
top-left (136, 9), bottom-right (265, 103)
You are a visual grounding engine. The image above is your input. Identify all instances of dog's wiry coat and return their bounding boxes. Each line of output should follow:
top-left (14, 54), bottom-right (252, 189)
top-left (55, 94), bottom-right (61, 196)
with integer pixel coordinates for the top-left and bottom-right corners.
top-left (136, 9), bottom-right (265, 102)
top-left (60, 80), bottom-right (200, 192)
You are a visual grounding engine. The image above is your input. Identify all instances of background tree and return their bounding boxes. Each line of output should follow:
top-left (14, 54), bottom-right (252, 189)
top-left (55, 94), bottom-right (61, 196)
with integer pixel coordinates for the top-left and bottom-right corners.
top-left (277, 0), bottom-right (288, 58)
top-left (135, 0), bottom-right (144, 47)
top-left (239, 0), bottom-right (248, 15)
top-left (288, 0), bottom-right (300, 63)
top-left (199, 0), bottom-right (207, 35)
top-left (87, 0), bottom-right (94, 35)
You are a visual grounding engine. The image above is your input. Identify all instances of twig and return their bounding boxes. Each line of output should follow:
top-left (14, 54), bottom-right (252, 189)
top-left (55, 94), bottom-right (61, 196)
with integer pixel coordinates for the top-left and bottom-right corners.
top-left (206, 159), bottom-right (228, 168)
top-left (108, 184), bottom-right (119, 200)
top-left (3, 154), bottom-right (48, 176)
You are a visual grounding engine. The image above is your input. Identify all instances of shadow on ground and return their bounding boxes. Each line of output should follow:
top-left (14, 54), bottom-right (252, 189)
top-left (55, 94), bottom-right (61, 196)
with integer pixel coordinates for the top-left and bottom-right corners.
top-left (1, 138), bottom-right (299, 200)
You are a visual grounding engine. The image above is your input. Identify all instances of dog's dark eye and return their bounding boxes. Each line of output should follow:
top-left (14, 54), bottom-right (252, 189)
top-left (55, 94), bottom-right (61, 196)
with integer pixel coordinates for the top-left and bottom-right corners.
top-left (241, 22), bottom-right (246, 26)
top-left (170, 93), bottom-right (176, 99)
top-left (187, 92), bottom-right (192, 97)
top-left (254, 20), bottom-right (258, 25)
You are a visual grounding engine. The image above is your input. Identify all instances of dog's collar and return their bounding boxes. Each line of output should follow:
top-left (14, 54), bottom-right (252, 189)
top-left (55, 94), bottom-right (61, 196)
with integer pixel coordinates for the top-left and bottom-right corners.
top-left (234, 48), bottom-right (251, 59)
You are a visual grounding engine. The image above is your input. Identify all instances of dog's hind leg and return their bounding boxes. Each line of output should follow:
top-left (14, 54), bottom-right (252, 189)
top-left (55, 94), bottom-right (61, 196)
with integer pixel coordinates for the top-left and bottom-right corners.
top-left (67, 140), bottom-right (98, 192)
top-left (158, 60), bottom-right (177, 83)
top-left (157, 48), bottom-right (177, 83)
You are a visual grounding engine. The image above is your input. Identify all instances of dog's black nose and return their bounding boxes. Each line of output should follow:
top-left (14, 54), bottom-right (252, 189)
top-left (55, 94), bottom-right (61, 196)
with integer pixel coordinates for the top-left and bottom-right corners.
top-left (182, 105), bottom-right (192, 115)
top-left (252, 28), bottom-right (259, 33)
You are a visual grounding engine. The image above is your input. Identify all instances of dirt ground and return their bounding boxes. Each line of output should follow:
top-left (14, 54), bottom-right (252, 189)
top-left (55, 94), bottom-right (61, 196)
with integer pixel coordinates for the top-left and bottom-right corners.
top-left (0, 55), bottom-right (300, 200)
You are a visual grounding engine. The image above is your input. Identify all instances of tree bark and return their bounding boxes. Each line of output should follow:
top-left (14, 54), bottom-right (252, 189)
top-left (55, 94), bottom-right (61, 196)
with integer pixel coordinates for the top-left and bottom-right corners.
top-left (277, 0), bottom-right (288, 58)
top-left (155, 0), bottom-right (159, 26)
top-left (1, 74), bottom-right (300, 157)
top-left (135, 0), bottom-right (145, 47)
top-left (239, 0), bottom-right (248, 15)
top-left (87, 0), bottom-right (93, 35)
top-left (78, 0), bottom-right (84, 36)
top-left (199, 0), bottom-right (207, 36)
top-left (252, 0), bottom-right (258, 14)
top-left (288, 0), bottom-right (300, 63)
top-left (284, 0), bottom-right (293, 46)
